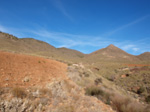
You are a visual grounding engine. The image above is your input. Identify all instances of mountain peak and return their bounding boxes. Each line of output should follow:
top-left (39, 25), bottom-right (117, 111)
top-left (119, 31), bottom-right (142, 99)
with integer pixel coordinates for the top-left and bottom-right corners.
top-left (106, 44), bottom-right (118, 49)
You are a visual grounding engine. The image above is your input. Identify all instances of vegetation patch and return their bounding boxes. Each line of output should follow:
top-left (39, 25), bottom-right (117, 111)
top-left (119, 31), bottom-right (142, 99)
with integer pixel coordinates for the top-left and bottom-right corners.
top-left (85, 86), bottom-right (112, 104)
top-left (12, 87), bottom-right (27, 98)
top-left (145, 95), bottom-right (150, 103)
top-left (85, 85), bottom-right (150, 112)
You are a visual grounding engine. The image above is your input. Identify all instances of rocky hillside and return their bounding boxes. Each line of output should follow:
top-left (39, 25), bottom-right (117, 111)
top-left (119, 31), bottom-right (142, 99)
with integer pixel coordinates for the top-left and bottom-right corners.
top-left (0, 51), bottom-right (114, 112)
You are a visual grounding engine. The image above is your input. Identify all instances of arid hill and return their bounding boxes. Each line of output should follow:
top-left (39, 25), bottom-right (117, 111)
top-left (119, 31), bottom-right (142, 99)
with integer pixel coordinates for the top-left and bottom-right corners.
top-left (0, 32), bottom-right (150, 112)
top-left (137, 52), bottom-right (150, 61)
top-left (0, 32), bottom-right (85, 63)
top-left (84, 44), bottom-right (140, 63)
top-left (0, 32), bottom-right (150, 63)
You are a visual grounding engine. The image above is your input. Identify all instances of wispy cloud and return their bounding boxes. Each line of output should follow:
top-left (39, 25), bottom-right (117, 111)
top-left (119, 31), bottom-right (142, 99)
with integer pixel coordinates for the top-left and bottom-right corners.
top-left (121, 45), bottom-right (135, 51)
top-left (120, 44), bottom-right (141, 53)
top-left (105, 15), bottom-right (150, 36)
top-left (30, 29), bottom-right (107, 48)
top-left (132, 48), bottom-right (139, 52)
top-left (50, 0), bottom-right (73, 21)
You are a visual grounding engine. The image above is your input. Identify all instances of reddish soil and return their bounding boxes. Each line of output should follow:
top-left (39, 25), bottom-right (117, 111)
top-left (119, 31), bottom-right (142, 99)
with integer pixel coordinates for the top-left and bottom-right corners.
top-left (0, 51), bottom-right (67, 88)
top-left (125, 64), bottom-right (150, 67)
top-left (130, 67), bottom-right (150, 72)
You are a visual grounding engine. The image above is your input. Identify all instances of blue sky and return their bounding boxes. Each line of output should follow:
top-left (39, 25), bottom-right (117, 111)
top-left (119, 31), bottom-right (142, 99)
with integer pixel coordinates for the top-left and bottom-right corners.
top-left (0, 0), bottom-right (150, 55)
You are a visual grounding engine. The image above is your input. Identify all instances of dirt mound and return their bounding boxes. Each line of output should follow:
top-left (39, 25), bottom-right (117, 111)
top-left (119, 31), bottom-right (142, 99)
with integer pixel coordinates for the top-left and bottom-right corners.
top-left (0, 51), bottom-right (67, 88)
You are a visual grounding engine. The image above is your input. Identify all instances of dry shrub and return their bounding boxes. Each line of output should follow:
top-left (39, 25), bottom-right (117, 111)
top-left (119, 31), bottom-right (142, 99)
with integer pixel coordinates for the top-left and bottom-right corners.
top-left (85, 86), bottom-right (104, 96)
top-left (12, 87), bottom-right (27, 98)
top-left (85, 86), bottom-right (111, 104)
top-left (58, 104), bottom-right (75, 112)
top-left (111, 94), bottom-right (147, 112)
top-left (137, 86), bottom-right (145, 94)
top-left (145, 95), bottom-right (150, 103)
top-left (145, 106), bottom-right (150, 112)
top-left (123, 102), bottom-right (145, 112)
top-left (0, 87), bottom-right (3, 95)
top-left (39, 88), bottom-right (51, 95)
top-left (63, 80), bottom-right (75, 92)
top-left (27, 92), bottom-right (37, 100)
top-left (111, 95), bottom-right (131, 112)
top-left (85, 85), bottom-right (149, 112)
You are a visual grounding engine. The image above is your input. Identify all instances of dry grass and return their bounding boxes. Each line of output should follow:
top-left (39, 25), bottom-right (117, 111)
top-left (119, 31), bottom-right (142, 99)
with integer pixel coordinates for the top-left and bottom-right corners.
top-left (85, 86), bottom-right (104, 96)
top-left (57, 104), bottom-right (75, 112)
top-left (12, 87), bottom-right (27, 98)
top-left (145, 95), bottom-right (150, 103)
top-left (0, 86), bottom-right (3, 96)
top-left (110, 95), bottom-right (149, 112)
top-left (85, 86), bottom-right (112, 104)
top-left (39, 88), bottom-right (51, 95)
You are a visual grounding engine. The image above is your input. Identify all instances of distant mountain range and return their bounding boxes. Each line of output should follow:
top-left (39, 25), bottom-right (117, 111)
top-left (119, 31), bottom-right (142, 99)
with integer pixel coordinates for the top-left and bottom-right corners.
top-left (0, 31), bottom-right (149, 63)
top-left (0, 32), bottom-right (85, 63)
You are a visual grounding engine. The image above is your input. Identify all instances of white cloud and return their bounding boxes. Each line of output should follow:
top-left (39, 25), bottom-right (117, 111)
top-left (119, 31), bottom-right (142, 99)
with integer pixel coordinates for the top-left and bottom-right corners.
top-left (132, 48), bottom-right (139, 52)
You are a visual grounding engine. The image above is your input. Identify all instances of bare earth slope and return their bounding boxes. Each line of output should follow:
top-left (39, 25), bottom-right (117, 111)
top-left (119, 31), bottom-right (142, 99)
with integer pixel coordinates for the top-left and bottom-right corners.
top-left (0, 51), bottom-right (67, 88)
